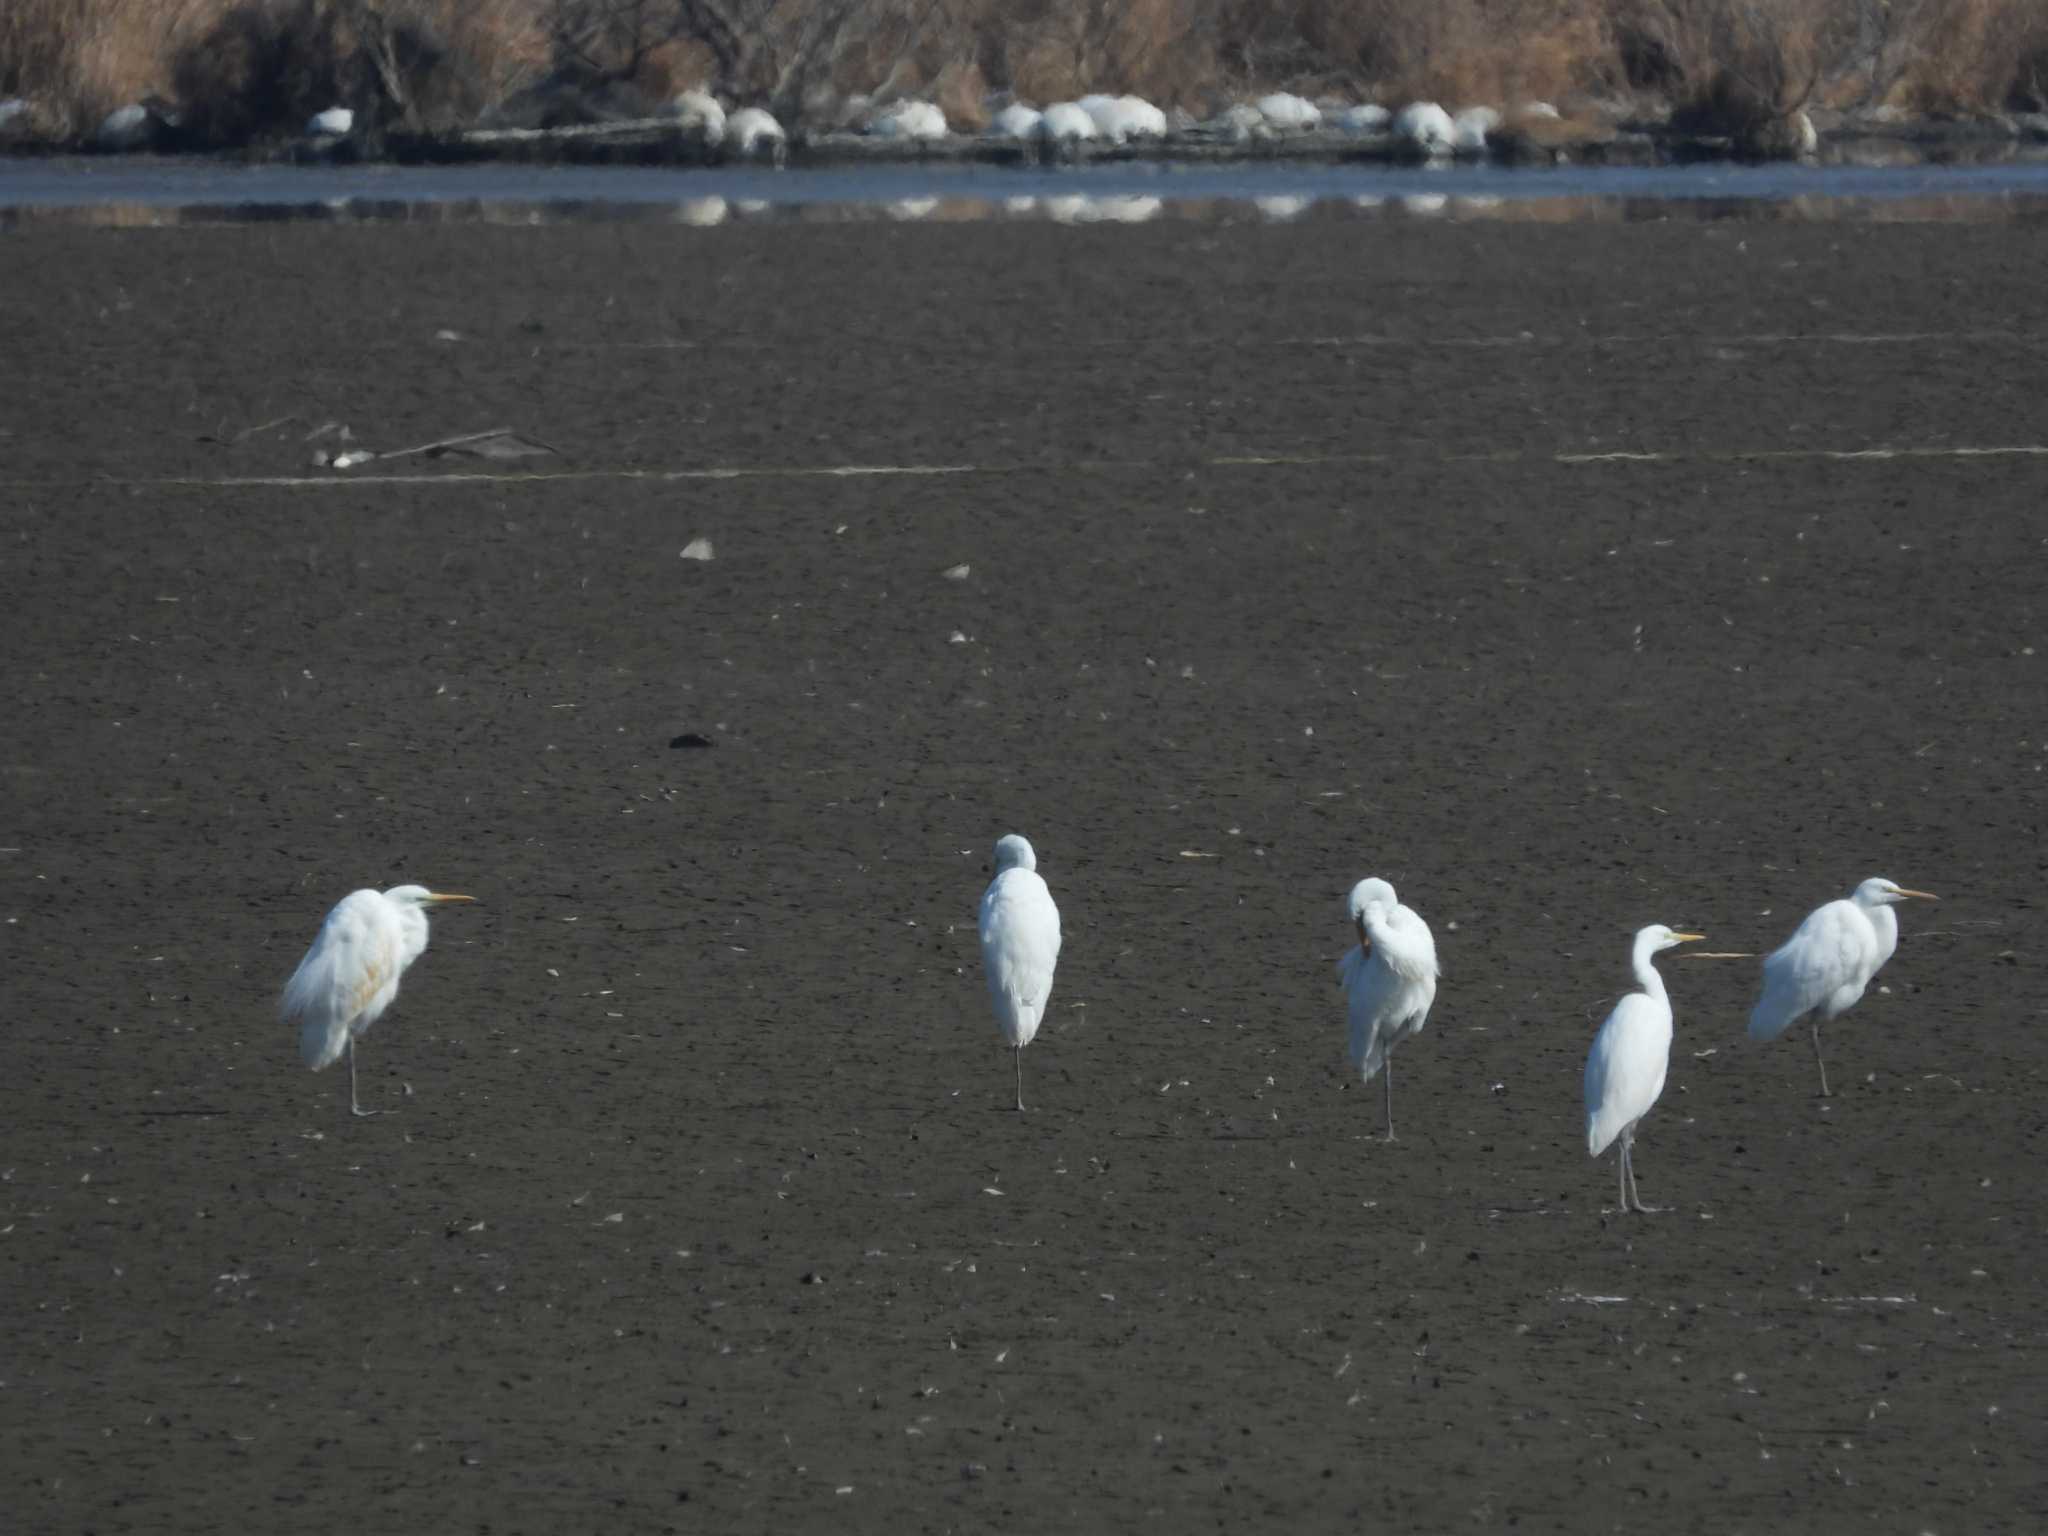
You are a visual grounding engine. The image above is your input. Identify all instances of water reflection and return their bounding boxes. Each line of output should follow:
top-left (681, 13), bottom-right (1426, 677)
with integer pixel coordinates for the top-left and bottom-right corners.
top-left (6, 157), bottom-right (2048, 228)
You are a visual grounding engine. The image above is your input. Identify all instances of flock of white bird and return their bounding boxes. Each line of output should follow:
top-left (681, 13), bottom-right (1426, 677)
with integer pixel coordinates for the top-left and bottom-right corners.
top-left (637, 88), bottom-right (1536, 161)
top-left (282, 845), bottom-right (1935, 1216)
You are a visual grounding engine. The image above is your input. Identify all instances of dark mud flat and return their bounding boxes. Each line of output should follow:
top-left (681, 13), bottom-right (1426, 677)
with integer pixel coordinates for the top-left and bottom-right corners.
top-left (2, 216), bottom-right (2045, 1533)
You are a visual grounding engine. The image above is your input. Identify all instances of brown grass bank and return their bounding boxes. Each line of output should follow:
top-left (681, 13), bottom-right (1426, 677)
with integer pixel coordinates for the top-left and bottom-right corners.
top-left (2, 0), bottom-right (2044, 145)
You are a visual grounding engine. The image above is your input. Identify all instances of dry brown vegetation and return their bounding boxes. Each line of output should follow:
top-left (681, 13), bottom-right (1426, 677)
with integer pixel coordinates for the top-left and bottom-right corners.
top-left (2, 0), bottom-right (2043, 144)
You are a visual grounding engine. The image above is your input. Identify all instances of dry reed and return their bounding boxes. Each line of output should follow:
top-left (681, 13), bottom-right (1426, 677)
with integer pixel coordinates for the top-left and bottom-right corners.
top-left (2, 0), bottom-right (2040, 144)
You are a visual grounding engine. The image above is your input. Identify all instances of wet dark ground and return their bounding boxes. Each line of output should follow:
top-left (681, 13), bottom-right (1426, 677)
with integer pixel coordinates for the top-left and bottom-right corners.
top-left (2, 215), bottom-right (2045, 1532)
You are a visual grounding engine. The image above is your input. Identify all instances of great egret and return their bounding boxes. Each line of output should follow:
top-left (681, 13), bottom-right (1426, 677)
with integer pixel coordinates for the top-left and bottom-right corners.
top-left (1076, 93), bottom-right (1167, 142)
top-left (1036, 103), bottom-right (1099, 149)
top-left (1337, 877), bottom-right (1440, 1140)
top-left (726, 107), bottom-right (786, 162)
top-left (670, 89), bottom-right (726, 148)
top-left (1451, 106), bottom-right (1501, 153)
top-left (1393, 102), bottom-right (1455, 157)
top-left (1748, 877), bottom-right (1938, 1096)
top-left (1336, 103), bottom-right (1392, 135)
top-left (987, 102), bottom-right (1044, 139)
top-left (1255, 92), bottom-right (1322, 131)
top-left (977, 835), bottom-right (1061, 1111)
top-left (868, 100), bottom-right (948, 140)
top-left (281, 885), bottom-right (475, 1117)
top-left (1584, 925), bottom-right (1703, 1214)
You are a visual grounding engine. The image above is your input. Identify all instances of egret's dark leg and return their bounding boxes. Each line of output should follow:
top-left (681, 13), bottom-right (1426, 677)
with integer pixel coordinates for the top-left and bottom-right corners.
top-left (1383, 1056), bottom-right (1397, 1142)
top-left (348, 1037), bottom-right (379, 1118)
top-left (1624, 1127), bottom-right (1661, 1213)
top-left (1014, 1046), bottom-right (1024, 1112)
top-left (1616, 1135), bottom-right (1629, 1212)
top-left (1811, 1021), bottom-right (1832, 1098)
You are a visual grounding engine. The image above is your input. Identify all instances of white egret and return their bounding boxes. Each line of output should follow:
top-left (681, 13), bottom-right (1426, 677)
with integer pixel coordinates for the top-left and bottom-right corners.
top-left (726, 106), bottom-right (786, 161)
top-left (1584, 925), bottom-right (1703, 1214)
top-left (1748, 877), bottom-right (1938, 1096)
top-left (1393, 101), bottom-right (1454, 156)
top-left (1255, 92), bottom-right (1322, 131)
top-left (978, 835), bottom-right (1062, 1111)
top-left (1451, 105), bottom-right (1501, 153)
top-left (1335, 103), bottom-right (1391, 135)
top-left (987, 102), bottom-right (1044, 139)
top-left (1037, 102), bottom-right (1099, 148)
top-left (1077, 93), bottom-right (1166, 142)
top-left (1337, 877), bottom-right (1440, 1140)
top-left (868, 100), bottom-right (948, 140)
top-left (281, 885), bottom-right (475, 1117)
top-left (669, 89), bottom-right (726, 148)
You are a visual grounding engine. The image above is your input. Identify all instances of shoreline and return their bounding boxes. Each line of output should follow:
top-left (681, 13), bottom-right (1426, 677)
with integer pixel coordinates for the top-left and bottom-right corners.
top-left (6, 111), bottom-right (2047, 174)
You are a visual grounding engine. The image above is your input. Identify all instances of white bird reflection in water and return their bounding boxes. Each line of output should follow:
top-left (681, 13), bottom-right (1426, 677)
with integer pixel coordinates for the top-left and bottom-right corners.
top-left (1044, 194), bottom-right (1162, 225)
top-left (674, 195), bottom-right (728, 227)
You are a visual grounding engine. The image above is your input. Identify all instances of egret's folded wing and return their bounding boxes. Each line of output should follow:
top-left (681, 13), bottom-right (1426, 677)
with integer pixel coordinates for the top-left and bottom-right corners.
top-left (1345, 953), bottom-right (1412, 1078)
top-left (1748, 901), bottom-right (1866, 1041)
top-left (282, 891), bottom-right (395, 1069)
top-left (1376, 905), bottom-right (1440, 984)
top-left (979, 872), bottom-right (1061, 1010)
top-left (1584, 993), bottom-right (1665, 1154)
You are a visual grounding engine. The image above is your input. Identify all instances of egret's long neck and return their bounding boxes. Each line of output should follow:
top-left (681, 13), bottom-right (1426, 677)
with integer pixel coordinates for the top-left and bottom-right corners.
top-left (397, 907), bottom-right (431, 967)
top-left (1631, 934), bottom-right (1668, 1003)
top-left (1866, 900), bottom-right (1899, 963)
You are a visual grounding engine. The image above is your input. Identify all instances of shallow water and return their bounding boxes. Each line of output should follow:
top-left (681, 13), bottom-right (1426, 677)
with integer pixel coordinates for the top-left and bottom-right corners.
top-left (5, 155), bottom-right (2048, 226)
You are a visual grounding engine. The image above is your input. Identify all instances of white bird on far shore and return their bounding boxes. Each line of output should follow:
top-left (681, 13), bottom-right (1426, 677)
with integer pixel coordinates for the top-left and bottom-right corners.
top-left (978, 835), bottom-right (1061, 1111)
top-left (1337, 877), bottom-right (1439, 1140)
top-left (282, 885), bottom-right (475, 1117)
top-left (1748, 876), bottom-right (1938, 1096)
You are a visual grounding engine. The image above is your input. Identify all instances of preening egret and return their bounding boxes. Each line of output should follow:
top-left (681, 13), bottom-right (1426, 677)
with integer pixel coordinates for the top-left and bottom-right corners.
top-left (978, 835), bottom-right (1062, 1111)
top-left (726, 106), bottom-right (786, 161)
top-left (670, 89), bottom-right (726, 148)
top-left (1337, 877), bottom-right (1439, 1140)
top-left (1748, 877), bottom-right (1937, 1096)
top-left (281, 885), bottom-right (474, 1117)
top-left (1584, 925), bottom-right (1702, 1214)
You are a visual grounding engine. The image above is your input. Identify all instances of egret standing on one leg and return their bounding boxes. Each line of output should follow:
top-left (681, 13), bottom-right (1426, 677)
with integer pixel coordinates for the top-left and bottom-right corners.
top-left (281, 885), bottom-right (475, 1117)
top-left (977, 834), bottom-right (1061, 1111)
top-left (1584, 925), bottom-right (1703, 1214)
top-left (1337, 877), bottom-right (1439, 1140)
top-left (1748, 876), bottom-right (1937, 1097)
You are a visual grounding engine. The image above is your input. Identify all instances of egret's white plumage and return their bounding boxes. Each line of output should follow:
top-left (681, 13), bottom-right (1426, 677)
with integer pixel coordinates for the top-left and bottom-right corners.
top-left (977, 834), bottom-right (1062, 1111)
top-left (1078, 93), bottom-right (1166, 142)
top-left (1255, 92), bottom-right (1322, 131)
top-left (1451, 105), bottom-right (1501, 152)
top-left (670, 89), bottom-right (726, 147)
top-left (1584, 924), bottom-right (1702, 1213)
top-left (1037, 102), bottom-right (1099, 145)
top-left (1393, 101), bottom-right (1455, 156)
top-left (868, 99), bottom-right (948, 140)
top-left (987, 102), bottom-right (1044, 139)
top-left (1336, 877), bottom-right (1439, 1140)
top-left (281, 884), bottom-right (474, 1117)
top-left (1748, 876), bottom-right (1937, 1096)
top-left (1335, 103), bottom-right (1391, 135)
top-left (726, 106), bottom-right (786, 159)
